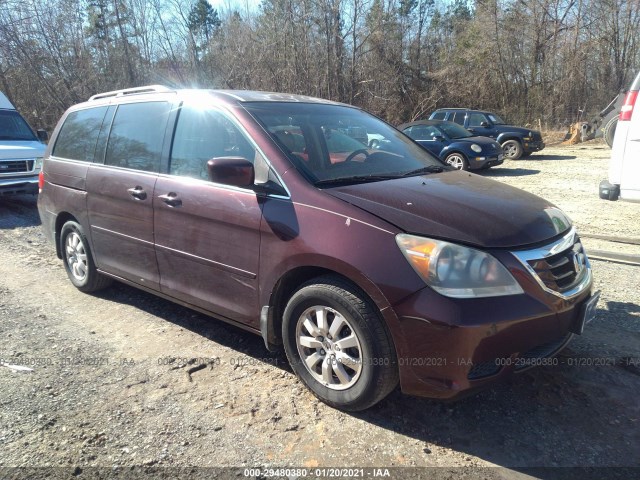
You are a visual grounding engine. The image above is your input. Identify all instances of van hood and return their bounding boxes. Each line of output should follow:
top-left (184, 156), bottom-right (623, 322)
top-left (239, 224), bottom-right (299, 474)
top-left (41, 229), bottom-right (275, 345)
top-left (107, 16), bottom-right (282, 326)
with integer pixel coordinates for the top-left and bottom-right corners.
top-left (0, 141), bottom-right (46, 160)
top-left (325, 171), bottom-right (571, 248)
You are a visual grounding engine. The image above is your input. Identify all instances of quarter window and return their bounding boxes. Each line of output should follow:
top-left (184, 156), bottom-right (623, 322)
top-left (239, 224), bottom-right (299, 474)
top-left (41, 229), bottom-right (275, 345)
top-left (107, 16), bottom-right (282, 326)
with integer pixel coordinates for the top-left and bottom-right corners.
top-left (104, 102), bottom-right (171, 172)
top-left (170, 106), bottom-right (255, 180)
top-left (52, 107), bottom-right (108, 161)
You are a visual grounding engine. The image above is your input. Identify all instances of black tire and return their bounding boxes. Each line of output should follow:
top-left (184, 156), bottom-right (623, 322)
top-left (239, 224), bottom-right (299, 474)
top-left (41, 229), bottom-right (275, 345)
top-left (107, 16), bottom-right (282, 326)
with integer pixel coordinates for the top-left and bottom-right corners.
top-left (444, 152), bottom-right (469, 170)
top-left (282, 275), bottom-right (398, 411)
top-left (501, 139), bottom-right (523, 160)
top-left (603, 116), bottom-right (618, 148)
top-left (60, 221), bottom-right (112, 292)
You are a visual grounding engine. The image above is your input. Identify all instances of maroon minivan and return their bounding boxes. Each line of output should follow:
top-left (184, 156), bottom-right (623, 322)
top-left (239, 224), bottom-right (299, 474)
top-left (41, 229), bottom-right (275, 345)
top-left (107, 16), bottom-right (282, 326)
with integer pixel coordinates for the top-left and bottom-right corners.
top-left (38, 86), bottom-right (599, 411)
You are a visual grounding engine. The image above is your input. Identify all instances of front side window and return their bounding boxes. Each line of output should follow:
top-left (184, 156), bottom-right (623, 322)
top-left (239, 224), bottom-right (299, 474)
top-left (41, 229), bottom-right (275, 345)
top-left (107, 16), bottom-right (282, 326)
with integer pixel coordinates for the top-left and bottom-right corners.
top-left (170, 105), bottom-right (256, 180)
top-left (431, 111), bottom-right (446, 121)
top-left (104, 102), bottom-right (171, 173)
top-left (0, 110), bottom-right (36, 141)
top-left (52, 107), bottom-right (108, 161)
top-left (245, 102), bottom-right (444, 186)
top-left (467, 113), bottom-right (488, 127)
top-left (404, 125), bottom-right (440, 140)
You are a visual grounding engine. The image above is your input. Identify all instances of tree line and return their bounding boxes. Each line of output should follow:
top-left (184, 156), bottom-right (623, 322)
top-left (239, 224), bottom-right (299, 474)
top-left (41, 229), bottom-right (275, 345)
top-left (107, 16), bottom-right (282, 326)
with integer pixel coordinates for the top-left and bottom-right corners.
top-left (1, 0), bottom-right (639, 131)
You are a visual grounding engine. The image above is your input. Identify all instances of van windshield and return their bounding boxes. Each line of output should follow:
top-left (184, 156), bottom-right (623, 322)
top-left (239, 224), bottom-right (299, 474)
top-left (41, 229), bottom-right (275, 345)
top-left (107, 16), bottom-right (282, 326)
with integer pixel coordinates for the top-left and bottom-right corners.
top-left (244, 102), bottom-right (446, 186)
top-left (0, 110), bottom-right (37, 141)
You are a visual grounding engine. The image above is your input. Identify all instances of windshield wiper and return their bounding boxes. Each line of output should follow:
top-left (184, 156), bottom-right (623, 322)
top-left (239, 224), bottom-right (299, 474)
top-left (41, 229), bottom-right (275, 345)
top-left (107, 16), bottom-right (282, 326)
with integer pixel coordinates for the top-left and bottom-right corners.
top-left (399, 165), bottom-right (446, 177)
top-left (314, 174), bottom-right (400, 186)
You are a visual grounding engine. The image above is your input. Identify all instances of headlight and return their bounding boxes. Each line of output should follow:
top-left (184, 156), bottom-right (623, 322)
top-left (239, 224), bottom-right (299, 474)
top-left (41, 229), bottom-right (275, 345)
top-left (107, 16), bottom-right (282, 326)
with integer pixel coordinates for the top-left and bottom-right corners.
top-left (528, 131), bottom-right (533, 137)
top-left (470, 144), bottom-right (482, 153)
top-left (396, 234), bottom-right (524, 298)
top-left (35, 157), bottom-right (43, 170)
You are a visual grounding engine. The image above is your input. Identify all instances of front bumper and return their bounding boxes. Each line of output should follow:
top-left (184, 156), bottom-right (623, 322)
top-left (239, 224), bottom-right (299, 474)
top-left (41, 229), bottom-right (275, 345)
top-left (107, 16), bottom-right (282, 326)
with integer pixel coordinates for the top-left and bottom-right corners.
top-left (389, 230), bottom-right (594, 400)
top-left (470, 154), bottom-right (504, 169)
top-left (0, 176), bottom-right (38, 196)
top-left (524, 140), bottom-right (545, 153)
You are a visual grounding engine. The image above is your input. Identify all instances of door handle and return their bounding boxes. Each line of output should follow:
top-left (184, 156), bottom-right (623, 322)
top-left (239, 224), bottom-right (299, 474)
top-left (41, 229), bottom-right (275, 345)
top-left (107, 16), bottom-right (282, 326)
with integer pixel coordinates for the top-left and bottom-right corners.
top-left (158, 192), bottom-right (182, 207)
top-left (127, 186), bottom-right (147, 200)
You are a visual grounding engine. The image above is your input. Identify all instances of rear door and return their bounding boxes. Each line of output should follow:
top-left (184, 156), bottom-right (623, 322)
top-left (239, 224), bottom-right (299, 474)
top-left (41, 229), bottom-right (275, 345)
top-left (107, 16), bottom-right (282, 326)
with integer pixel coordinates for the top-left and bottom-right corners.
top-left (153, 102), bottom-right (263, 326)
top-left (86, 100), bottom-right (174, 289)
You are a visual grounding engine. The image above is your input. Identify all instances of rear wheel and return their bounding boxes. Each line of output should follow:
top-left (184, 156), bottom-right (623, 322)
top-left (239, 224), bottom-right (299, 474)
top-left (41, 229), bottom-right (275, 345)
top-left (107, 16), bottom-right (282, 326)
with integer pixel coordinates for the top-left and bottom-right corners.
top-left (282, 275), bottom-right (398, 411)
top-left (60, 221), bottom-right (112, 292)
top-left (603, 116), bottom-right (618, 148)
top-left (502, 139), bottom-right (523, 159)
top-left (444, 152), bottom-right (469, 170)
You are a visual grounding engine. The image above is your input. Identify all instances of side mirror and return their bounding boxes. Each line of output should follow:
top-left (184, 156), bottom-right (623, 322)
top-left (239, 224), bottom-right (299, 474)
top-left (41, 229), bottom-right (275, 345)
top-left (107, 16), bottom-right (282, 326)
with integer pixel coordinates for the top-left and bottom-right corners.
top-left (37, 129), bottom-right (48, 142)
top-left (480, 121), bottom-right (490, 127)
top-left (434, 135), bottom-right (446, 141)
top-left (207, 157), bottom-right (254, 188)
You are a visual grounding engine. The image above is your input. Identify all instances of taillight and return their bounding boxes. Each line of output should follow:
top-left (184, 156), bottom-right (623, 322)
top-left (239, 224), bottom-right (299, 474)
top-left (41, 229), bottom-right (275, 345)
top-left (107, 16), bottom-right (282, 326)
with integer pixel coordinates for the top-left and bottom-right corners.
top-left (38, 171), bottom-right (44, 192)
top-left (619, 90), bottom-right (638, 121)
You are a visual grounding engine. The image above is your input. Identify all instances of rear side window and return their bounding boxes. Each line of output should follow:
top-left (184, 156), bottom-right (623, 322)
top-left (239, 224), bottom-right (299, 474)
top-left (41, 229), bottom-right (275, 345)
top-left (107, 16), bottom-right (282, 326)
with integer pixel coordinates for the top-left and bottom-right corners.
top-left (104, 102), bottom-right (171, 172)
top-left (170, 106), bottom-right (255, 180)
top-left (431, 111), bottom-right (446, 121)
top-left (451, 112), bottom-right (466, 125)
top-left (52, 107), bottom-right (108, 161)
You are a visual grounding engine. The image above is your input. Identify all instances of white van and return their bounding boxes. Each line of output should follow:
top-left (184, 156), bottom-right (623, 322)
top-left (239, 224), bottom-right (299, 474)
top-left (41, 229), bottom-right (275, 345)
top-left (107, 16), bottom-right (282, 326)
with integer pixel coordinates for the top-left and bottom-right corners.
top-left (0, 92), bottom-right (47, 196)
top-left (600, 72), bottom-right (640, 202)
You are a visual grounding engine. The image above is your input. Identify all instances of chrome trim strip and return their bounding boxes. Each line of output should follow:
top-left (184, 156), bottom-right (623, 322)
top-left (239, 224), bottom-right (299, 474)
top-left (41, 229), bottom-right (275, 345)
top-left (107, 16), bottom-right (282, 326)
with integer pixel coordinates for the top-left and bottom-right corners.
top-left (511, 228), bottom-right (592, 299)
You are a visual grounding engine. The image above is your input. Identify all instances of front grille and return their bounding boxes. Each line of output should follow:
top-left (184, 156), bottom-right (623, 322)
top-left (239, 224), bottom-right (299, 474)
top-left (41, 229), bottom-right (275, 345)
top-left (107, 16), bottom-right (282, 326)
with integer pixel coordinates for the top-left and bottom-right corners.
top-left (514, 334), bottom-right (571, 371)
top-left (0, 160), bottom-right (34, 174)
top-left (527, 238), bottom-right (586, 293)
top-left (532, 132), bottom-right (543, 141)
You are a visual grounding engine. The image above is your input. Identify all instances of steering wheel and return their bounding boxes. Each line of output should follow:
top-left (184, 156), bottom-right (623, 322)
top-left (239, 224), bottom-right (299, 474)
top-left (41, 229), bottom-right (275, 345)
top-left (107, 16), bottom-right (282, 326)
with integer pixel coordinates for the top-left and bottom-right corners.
top-left (345, 148), bottom-right (369, 162)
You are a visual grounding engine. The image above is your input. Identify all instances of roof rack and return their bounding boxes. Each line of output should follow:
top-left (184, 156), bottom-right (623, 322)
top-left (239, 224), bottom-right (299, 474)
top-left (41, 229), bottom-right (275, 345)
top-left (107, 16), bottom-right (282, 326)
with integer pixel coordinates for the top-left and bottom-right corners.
top-left (88, 85), bottom-right (172, 101)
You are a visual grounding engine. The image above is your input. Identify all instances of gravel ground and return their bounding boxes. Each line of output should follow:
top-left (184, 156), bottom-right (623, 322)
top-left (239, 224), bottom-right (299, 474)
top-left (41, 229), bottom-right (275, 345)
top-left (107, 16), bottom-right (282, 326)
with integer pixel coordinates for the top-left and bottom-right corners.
top-left (0, 143), bottom-right (638, 480)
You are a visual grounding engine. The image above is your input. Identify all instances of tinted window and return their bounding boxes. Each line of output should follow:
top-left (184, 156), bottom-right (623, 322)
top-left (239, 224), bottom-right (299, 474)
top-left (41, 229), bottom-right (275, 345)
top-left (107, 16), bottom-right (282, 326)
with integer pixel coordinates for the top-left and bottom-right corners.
top-left (170, 106), bottom-right (256, 180)
top-left (467, 113), bottom-right (488, 127)
top-left (0, 110), bottom-right (36, 141)
top-left (104, 102), bottom-right (171, 172)
top-left (451, 112), bottom-right (466, 125)
top-left (52, 107), bottom-right (108, 161)
top-left (431, 111), bottom-right (446, 120)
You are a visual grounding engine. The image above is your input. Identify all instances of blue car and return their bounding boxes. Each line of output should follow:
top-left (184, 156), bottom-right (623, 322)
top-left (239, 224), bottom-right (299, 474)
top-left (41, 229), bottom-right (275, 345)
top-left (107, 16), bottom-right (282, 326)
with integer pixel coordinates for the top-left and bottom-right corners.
top-left (398, 120), bottom-right (504, 170)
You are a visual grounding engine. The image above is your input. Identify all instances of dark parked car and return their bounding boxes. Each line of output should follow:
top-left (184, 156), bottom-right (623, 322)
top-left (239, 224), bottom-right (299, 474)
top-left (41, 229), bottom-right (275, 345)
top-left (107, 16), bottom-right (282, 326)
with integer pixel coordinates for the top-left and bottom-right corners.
top-left (398, 120), bottom-right (503, 170)
top-left (429, 108), bottom-right (545, 159)
top-left (38, 86), bottom-right (598, 411)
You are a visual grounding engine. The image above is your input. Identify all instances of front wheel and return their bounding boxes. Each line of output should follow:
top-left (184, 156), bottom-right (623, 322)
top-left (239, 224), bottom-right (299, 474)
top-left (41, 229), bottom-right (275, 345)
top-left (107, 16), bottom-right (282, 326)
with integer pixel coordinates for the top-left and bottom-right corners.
top-left (502, 140), bottom-right (523, 160)
top-left (282, 275), bottom-right (398, 411)
top-left (444, 152), bottom-right (469, 170)
top-left (60, 221), bottom-right (112, 292)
